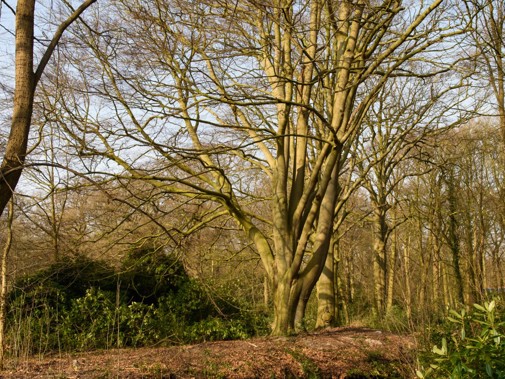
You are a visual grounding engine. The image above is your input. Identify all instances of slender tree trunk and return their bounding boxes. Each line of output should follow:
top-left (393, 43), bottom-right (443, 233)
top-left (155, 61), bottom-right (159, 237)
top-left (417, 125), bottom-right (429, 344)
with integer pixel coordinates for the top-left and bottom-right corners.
top-left (419, 231), bottom-right (434, 315)
top-left (372, 210), bottom-right (388, 316)
top-left (402, 239), bottom-right (412, 323)
top-left (336, 264), bottom-right (349, 325)
top-left (462, 209), bottom-right (478, 304)
top-left (446, 170), bottom-right (465, 304)
top-left (432, 239), bottom-right (443, 311)
top-left (333, 241), bottom-right (349, 325)
top-left (475, 184), bottom-right (487, 300)
top-left (442, 263), bottom-right (451, 309)
top-left (346, 253), bottom-right (354, 304)
top-left (263, 276), bottom-right (269, 308)
top-left (0, 199), bottom-right (14, 369)
top-left (386, 219), bottom-right (398, 313)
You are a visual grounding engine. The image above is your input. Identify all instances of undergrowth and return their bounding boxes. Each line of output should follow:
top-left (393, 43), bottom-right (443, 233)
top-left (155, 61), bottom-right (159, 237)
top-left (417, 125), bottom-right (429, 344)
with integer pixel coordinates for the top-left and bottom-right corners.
top-left (417, 300), bottom-right (505, 379)
top-left (6, 249), bottom-right (269, 357)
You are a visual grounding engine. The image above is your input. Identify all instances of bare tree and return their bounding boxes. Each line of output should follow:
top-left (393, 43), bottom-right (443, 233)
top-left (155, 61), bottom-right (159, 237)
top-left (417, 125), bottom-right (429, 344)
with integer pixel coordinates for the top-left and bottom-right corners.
top-left (47, 0), bottom-right (467, 335)
top-left (464, 0), bottom-right (505, 144)
top-left (0, 0), bottom-right (97, 217)
top-left (356, 70), bottom-right (473, 316)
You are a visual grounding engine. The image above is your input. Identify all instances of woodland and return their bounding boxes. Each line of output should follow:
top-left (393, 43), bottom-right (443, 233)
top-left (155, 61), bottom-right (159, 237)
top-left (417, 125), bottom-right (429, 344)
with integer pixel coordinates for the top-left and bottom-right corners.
top-left (1, 0), bottom-right (505, 377)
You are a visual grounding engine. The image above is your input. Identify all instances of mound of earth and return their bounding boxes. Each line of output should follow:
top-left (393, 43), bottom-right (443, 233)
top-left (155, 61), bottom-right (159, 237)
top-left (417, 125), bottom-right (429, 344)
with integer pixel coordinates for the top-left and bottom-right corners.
top-left (1, 327), bottom-right (417, 378)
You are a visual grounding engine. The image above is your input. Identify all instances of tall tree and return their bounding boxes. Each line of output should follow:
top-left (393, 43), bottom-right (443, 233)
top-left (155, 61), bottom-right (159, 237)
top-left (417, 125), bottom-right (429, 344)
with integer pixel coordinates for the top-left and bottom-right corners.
top-left (356, 71), bottom-right (472, 316)
top-left (0, 0), bottom-right (97, 217)
top-left (0, 198), bottom-right (13, 369)
top-left (50, 0), bottom-right (466, 335)
top-left (465, 0), bottom-right (505, 144)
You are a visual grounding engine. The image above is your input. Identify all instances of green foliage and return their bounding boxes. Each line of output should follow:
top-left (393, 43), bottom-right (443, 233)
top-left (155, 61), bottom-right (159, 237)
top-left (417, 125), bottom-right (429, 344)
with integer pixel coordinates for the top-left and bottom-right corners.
top-left (381, 306), bottom-right (411, 334)
top-left (9, 255), bottom-right (116, 308)
top-left (60, 288), bottom-right (117, 350)
top-left (120, 247), bottom-right (187, 304)
top-left (417, 300), bottom-right (505, 379)
top-left (6, 251), bottom-right (269, 355)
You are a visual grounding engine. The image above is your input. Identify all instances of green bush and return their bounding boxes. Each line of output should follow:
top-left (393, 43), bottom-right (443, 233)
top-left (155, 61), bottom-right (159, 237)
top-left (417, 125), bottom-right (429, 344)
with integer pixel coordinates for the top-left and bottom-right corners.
top-left (417, 300), bottom-right (505, 379)
top-left (60, 288), bottom-right (117, 350)
top-left (6, 252), bottom-right (269, 355)
top-left (11, 256), bottom-right (117, 304)
top-left (120, 247), bottom-right (188, 304)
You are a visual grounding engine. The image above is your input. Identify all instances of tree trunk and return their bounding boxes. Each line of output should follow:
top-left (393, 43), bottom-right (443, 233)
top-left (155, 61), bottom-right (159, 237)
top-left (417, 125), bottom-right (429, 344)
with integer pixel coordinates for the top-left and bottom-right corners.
top-left (372, 210), bottom-right (388, 316)
top-left (442, 263), bottom-right (451, 309)
top-left (386, 220), bottom-right (398, 314)
top-left (0, 0), bottom-right (35, 217)
top-left (0, 0), bottom-right (96, 218)
top-left (432, 239), bottom-right (443, 311)
top-left (271, 274), bottom-right (297, 335)
top-left (293, 163), bottom-right (341, 330)
top-left (445, 169), bottom-right (465, 304)
top-left (316, 243), bottom-right (335, 328)
top-left (402, 239), bottom-right (412, 323)
top-left (269, 161), bottom-right (341, 335)
top-left (0, 199), bottom-right (14, 369)
top-left (263, 276), bottom-right (269, 308)
top-left (336, 264), bottom-right (349, 325)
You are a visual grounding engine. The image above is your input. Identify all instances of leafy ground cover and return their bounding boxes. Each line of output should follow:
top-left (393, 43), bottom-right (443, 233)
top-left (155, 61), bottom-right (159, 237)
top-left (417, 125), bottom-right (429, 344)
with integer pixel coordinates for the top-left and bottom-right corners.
top-left (0, 327), bottom-right (416, 378)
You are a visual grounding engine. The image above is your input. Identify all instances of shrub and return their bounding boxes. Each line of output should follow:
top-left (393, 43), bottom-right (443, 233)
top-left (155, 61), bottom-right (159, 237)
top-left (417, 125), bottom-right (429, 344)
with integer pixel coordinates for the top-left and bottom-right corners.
top-left (120, 247), bottom-right (187, 304)
top-left (6, 252), bottom-right (269, 355)
top-left (9, 256), bottom-right (116, 309)
top-left (60, 288), bottom-right (117, 350)
top-left (417, 300), bottom-right (505, 379)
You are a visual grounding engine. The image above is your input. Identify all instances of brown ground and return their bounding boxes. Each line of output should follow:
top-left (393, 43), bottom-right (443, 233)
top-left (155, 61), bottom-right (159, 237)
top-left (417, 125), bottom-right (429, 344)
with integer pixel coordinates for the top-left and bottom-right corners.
top-left (0, 327), bottom-right (417, 378)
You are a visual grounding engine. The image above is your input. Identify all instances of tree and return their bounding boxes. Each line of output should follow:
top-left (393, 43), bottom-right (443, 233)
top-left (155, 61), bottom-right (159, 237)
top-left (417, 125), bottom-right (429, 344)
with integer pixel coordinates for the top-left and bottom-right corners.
top-left (0, 0), bottom-right (97, 217)
top-left (464, 0), bottom-right (505, 145)
top-left (48, 0), bottom-right (467, 335)
top-left (356, 69), bottom-right (473, 316)
top-left (0, 198), bottom-right (13, 368)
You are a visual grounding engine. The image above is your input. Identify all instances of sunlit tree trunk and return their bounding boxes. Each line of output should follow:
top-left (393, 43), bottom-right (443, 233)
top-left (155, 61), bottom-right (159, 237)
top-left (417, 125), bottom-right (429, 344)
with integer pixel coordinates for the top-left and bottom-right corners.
top-left (315, 240), bottom-right (336, 328)
top-left (402, 238), bottom-right (413, 323)
top-left (0, 199), bottom-right (14, 369)
top-left (0, 0), bottom-right (96, 218)
top-left (0, 0), bottom-right (35, 216)
top-left (442, 263), bottom-right (451, 309)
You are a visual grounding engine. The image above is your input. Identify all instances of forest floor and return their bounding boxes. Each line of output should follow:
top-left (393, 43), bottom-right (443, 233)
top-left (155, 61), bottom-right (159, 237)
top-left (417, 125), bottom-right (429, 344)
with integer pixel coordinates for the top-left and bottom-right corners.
top-left (0, 327), bottom-right (418, 378)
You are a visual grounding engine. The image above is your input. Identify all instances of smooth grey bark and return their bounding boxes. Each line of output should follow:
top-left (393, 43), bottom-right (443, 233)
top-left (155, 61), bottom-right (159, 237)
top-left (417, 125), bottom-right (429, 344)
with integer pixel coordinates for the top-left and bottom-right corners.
top-left (315, 244), bottom-right (336, 328)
